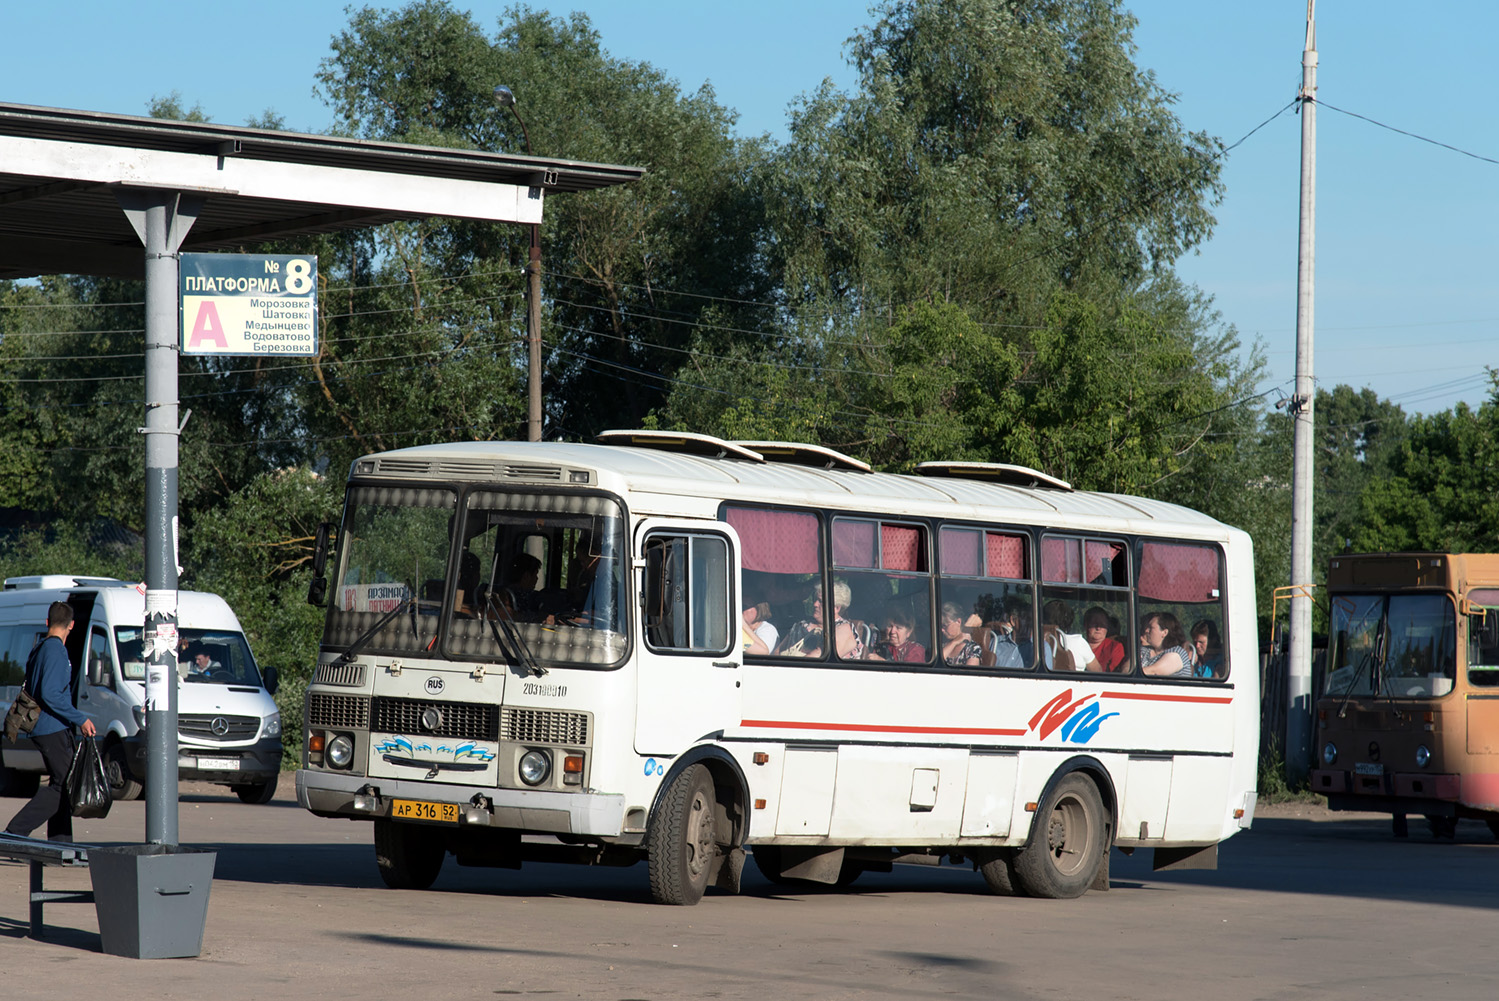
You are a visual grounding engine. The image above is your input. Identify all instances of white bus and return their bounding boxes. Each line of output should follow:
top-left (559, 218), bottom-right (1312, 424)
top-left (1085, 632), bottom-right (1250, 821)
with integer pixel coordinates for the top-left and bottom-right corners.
top-left (297, 431), bottom-right (1258, 904)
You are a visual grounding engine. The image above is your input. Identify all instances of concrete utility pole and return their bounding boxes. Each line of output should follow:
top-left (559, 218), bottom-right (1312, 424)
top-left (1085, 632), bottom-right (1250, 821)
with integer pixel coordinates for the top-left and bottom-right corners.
top-left (1287, 0), bottom-right (1318, 786)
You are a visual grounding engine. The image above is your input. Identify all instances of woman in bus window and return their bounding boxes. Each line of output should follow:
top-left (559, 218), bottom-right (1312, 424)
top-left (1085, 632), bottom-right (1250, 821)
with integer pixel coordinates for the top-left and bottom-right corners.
top-left (939, 601), bottom-right (983, 667)
top-left (869, 604), bottom-right (927, 663)
top-left (776, 579), bottom-right (859, 659)
top-left (1140, 612), bottom-right (1195, 678)
top-left (1191, 619), bottom-right (1223, 678)
top-left (1082, 606), bottom-right (1127, 672)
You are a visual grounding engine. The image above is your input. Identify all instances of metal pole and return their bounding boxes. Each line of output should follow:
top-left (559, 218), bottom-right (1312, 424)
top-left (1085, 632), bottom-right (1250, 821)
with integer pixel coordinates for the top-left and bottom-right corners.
top-left (1287, 1), bottom-right (1318, 786)
top-left (119, 189), bottom-right (199, 845)
top-left (527, 222), bottom-right (543, 441)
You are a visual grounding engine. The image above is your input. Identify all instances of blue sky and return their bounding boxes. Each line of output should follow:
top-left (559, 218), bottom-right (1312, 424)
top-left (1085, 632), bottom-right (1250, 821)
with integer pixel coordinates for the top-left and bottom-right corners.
top-left (4, 1), bottom-right (1495, 416)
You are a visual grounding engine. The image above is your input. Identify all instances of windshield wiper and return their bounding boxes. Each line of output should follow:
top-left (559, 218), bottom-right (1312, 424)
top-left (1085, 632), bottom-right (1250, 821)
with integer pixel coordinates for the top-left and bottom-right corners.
top-left (485, 596), bottom-right (546, 677)
top-left (1335, 628), bottom-right (1385, 718)
top-left (339, 583), bottom-right (418, 664)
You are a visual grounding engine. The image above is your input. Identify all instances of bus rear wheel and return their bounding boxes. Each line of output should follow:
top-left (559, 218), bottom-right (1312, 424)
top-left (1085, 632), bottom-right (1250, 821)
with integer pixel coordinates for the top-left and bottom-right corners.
top-left (648, 764), bottom-right (719, 905)
top-left (374, 818), bottom-right (445, 890)
top-left (1011, 773), bottom-right (1106, 899)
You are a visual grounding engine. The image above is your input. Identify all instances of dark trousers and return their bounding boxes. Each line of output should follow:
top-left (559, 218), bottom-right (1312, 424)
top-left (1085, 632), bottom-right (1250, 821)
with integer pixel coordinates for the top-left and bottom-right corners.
top-left (4, 729), bottom-right (75, 840)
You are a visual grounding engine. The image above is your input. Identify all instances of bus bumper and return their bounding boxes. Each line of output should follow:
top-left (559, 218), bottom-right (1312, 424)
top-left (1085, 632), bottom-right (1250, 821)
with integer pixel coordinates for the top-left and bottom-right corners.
top-left (296, 769), bottom-right (626, 837)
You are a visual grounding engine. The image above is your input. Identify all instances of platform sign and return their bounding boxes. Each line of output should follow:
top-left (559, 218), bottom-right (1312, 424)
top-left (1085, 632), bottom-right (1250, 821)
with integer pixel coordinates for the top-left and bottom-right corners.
top-left (180, 253), bottom-right (318, 356)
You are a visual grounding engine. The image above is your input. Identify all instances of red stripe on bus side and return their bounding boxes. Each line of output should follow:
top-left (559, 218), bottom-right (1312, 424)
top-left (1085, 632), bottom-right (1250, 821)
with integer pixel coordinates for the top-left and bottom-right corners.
top-left (740, 719), bottom-right (1029, 737)
top-left (1100, 691), bottom-right (1233, 704)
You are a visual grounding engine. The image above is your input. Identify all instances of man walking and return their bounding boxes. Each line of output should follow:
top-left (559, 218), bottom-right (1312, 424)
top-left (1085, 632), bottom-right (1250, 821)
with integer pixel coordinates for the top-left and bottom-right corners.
top-left (5, 601), bottom-right (96, 840)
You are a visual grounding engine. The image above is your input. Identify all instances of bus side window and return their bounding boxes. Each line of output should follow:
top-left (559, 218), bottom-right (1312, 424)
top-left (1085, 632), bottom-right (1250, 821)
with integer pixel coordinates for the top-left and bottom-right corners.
top-left (1467, 596), bottom-right (1499, 688)
top-left (644, 533), bottom-right (732, 655)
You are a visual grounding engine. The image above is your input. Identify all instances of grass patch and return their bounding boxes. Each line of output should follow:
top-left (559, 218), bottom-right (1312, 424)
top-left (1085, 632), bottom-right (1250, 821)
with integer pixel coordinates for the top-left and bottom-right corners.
top-left (1258, 736), bottom-right (1325, 805)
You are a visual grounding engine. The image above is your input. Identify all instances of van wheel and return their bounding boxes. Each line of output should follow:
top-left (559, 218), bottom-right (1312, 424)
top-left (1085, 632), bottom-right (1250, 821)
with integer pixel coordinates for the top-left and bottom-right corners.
top-left (647, 764), bottom-right (719, 905)
top-left (232, 774), bottom-right (279, 804)
top-left (1011, 773), bottom-right (1107, 899)
top-left (374, 818), bottom-right (445, 890)
top-left (105, 742), bottom-right (143, 801)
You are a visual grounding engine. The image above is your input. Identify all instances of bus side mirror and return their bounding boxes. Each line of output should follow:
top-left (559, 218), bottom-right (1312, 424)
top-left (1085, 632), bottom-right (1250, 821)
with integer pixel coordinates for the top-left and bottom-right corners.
top-left (307, 521), bottom-right (334, 607)
top-left (261, 665), bottom-right (280, 696)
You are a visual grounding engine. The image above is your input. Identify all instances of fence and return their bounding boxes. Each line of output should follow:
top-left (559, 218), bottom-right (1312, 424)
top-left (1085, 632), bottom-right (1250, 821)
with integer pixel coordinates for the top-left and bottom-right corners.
top-left (1259, 646), bottom-right (1325, 776)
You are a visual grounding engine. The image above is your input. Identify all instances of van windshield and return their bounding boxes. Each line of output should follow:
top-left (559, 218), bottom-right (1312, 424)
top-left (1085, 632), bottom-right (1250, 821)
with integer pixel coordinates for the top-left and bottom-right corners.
top-left (114, 627), bottom-right (264, 688)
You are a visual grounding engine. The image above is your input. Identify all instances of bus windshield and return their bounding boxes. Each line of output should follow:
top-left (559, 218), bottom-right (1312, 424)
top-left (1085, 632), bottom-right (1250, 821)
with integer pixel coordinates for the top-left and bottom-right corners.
top-left (1324, 593), bottom-right (1455, 699)
top-left (323, 484), bottom-right (628, 667)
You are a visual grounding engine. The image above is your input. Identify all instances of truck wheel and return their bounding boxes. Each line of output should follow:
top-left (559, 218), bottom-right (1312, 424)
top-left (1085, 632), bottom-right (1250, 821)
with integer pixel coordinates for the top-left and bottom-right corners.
top-left (105, 741), bottom-right (143, 801)
top-left (232, 773), bottom-right (278, 804)
top-left (647, 764), bottom-right (719, 905)
top-left (1011, 773), bottom-right (1107, 899)
top-left (374, 818), bottom-right (445, 890)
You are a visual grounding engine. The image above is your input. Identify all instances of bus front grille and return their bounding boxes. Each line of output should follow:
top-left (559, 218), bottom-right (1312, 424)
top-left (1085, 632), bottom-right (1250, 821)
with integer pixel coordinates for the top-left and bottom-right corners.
top-left (371, 697), bottom-right (499, 741)
top-left (500, 708), bottom-right (589, 745)
top-left (307, 693), bottom-right (370, 729)
top-left (312, 662), bottom-right (367, 687)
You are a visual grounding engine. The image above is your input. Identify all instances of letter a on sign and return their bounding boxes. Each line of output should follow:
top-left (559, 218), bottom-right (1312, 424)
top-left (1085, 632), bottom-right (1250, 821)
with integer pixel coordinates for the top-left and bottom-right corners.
top-left (188, 301), bottom-right (229, 349)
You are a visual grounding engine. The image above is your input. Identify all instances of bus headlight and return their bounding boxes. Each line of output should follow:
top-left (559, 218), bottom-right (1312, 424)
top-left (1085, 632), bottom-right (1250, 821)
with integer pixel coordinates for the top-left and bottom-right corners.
top-left (519, 749), bottom-right (552, 786)
top-left (1415, 744), bottom-right (1431, 768)
top-left (1322, 742), bottom-right (1338, 765)
top-left (327, 734), bottom-right (355, 769)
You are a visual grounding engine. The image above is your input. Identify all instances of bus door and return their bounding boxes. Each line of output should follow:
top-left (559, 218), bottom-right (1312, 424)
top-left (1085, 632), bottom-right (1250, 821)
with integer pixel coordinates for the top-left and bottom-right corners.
top-left (633, 520), bottom-right (742, 756)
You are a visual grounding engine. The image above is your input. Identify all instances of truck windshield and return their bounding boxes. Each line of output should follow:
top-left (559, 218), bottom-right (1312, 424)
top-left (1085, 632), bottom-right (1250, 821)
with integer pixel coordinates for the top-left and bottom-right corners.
top-left (1324, 593), bottom-right (1455, 699)
top-left (114, 627), bottom-right (263, 687)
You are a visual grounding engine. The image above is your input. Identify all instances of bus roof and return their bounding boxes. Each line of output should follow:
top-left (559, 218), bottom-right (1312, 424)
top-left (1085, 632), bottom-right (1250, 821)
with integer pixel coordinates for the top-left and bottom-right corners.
top-left (350, 439), bottom-right (1240, 542)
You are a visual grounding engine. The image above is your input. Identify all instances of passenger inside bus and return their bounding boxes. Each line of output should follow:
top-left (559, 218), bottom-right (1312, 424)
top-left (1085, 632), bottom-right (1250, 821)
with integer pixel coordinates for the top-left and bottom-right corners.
top-left (939, 601), bottom-right (983, 666)
top-left (867, 603), bottom-right (927, 663)
top-left (775, 579), bottom-right (859, 658)
top-left (1041, 600), bottom-right (1092, 671)
top-left (1139, 612), bottom-right (1195, 677)
top-left (1083, 606), bottom-right (1127, 672)
top-left (741, 600), bottom-right (777, 656)
top-left (1190, 619), bottom-right (1223, 678)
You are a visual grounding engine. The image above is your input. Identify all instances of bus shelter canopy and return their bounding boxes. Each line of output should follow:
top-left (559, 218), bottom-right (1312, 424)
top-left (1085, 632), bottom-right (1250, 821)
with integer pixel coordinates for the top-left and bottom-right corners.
top-left (0, 102), bottom-right (644, 280)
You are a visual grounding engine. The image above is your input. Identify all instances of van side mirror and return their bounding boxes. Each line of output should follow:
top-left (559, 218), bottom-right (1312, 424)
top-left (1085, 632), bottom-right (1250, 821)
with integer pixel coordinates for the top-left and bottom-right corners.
top-left (261, 665), bottom-right (280, 696)
top-left (88, 654), bottom-right (111, 687)
top-left (307, 521), bottom-right (334, 607)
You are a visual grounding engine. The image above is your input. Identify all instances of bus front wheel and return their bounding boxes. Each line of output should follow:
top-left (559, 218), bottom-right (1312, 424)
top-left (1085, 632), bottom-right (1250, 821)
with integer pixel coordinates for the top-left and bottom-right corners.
top-left (374, 818), bottom-right (445, 890)
top-left (1011, 773), bottom-right (1106, 899)
top-left (648, 764), bottom-right (719, 905)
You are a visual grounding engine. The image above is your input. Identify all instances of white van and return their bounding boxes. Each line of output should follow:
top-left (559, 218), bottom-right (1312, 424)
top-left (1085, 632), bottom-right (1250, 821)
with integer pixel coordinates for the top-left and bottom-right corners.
top-left (0, 575), bottom-right (283, 804)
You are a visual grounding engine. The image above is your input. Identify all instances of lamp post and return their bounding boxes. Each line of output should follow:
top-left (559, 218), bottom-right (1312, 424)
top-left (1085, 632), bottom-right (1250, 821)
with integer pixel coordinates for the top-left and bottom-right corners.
top-left (493, 84), bottom-right (543, 443)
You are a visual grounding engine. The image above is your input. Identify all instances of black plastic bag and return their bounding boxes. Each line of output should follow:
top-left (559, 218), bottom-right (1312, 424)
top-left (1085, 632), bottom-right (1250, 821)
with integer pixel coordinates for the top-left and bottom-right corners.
top-left (67, 736), bottom-right (113, 819)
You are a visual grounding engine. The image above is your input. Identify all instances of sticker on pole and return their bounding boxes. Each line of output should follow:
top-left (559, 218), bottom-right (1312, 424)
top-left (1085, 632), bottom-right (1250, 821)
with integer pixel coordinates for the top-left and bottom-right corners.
top-left (180, 253), bottom-right (318, 356)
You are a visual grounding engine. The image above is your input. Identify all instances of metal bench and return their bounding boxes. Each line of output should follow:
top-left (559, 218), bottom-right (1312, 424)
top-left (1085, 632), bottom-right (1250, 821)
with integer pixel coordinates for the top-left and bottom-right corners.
top-left (0, 832), bottom-right (96, 939)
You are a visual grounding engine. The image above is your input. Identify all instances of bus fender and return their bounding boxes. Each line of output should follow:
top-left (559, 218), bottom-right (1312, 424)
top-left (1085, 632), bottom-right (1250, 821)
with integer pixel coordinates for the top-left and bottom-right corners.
top-left (646, 743), bottom-right (751, 848)
top-left (1023, 753), bottom-right (1119, 849)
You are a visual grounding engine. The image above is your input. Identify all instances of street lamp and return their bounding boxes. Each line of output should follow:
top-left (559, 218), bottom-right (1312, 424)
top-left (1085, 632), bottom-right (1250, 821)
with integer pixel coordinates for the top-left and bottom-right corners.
top-left (493, 84), bottom-right (543, 443)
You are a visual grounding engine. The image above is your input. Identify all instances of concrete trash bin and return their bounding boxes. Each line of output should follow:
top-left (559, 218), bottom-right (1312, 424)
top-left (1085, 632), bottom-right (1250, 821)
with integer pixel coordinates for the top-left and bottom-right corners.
top-left (88, 844), bottom-right (217, 959)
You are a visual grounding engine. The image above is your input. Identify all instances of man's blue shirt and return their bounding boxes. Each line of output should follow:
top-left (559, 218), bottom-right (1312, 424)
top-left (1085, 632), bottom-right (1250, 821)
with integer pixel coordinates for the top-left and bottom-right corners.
top-left (24, 634), bottom-right (87, 735)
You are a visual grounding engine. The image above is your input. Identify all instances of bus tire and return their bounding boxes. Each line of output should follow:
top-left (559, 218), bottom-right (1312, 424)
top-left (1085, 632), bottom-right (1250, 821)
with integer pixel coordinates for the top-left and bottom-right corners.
top-left (751, 845), bottom-right (793, 885)
top-left (374, 818), bottom-right (445, 890)
top-left (648, 763), bottom-right (718, 905)
top-left (977, 849), bottom-right (1023, 896)
top-left (1011, 773), bottom-right (1106, 899)
top-left (104, 740), bottom-right (143, 801)
top-left (1425, 815), bottom-right (1457, 839)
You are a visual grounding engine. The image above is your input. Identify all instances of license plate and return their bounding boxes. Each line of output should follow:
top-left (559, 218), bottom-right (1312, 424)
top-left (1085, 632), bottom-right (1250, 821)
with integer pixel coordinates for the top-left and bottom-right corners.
top-left (392, 799), bottom-right (459, 823)
top-left (1354, 762), bottom-right (1384, 776)
top-left (196, 756), bottom-right (240, 771)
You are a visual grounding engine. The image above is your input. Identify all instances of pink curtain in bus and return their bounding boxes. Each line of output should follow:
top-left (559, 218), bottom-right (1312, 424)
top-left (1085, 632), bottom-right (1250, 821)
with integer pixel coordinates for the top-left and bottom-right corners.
top-left (987, 533), bottom-right (1026, 579)
top-left (882, 524), bottom-right (921, 571)
top-left (1138, 542), bottom-right (1220, 601)
top-left (725, 506), bottom-right (821, 574)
